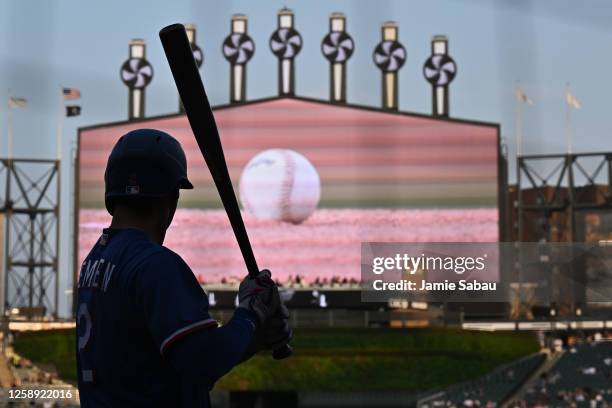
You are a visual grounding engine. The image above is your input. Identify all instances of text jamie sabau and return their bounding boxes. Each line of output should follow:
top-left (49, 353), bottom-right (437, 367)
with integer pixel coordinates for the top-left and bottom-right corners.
top-left (370, 253), bottom-right (497, 291)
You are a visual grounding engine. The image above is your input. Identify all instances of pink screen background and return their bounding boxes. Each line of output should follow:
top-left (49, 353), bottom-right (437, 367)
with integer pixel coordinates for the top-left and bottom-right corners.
top-left (78, 98), bottom-right (499, 283)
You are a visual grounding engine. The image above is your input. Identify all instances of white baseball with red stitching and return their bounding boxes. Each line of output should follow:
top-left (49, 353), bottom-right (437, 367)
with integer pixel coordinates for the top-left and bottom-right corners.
top-left (239, 149), bottom-right (321, 224)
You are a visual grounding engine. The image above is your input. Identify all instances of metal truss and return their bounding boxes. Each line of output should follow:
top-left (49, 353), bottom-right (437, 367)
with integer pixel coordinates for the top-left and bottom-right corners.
top-left (0, 159), bottom-right (60, 318)
top-left (517, 152), bottom-right (612, 241)
top-left (514, 152), bottom-right (612, 316)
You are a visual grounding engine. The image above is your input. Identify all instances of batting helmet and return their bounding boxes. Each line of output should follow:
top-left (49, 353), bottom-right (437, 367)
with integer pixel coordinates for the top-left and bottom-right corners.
top-left (104, 128), bottom-right (193, 214)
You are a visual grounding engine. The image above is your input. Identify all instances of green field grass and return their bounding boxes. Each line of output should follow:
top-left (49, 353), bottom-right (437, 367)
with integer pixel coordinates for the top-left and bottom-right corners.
top-left (13, 327), bottom-right (538, 391)
top-left (13, 329), bottom-right (77, 383)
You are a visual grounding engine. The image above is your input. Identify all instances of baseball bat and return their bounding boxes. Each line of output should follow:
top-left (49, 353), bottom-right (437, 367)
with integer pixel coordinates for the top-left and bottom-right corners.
top-left (159, 23), bottom-right (292, 360)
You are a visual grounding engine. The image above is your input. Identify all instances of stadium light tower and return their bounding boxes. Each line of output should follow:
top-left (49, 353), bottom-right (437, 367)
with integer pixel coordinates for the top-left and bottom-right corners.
top-left (423, 35), bottom-right (457, 117)
top-left (321, 13), bottom-right (354, 103)
top-left (223, 14), bottom-right (255, 104)
top-left (270, 7), bottom-right (303, 96)
top-left (120, 39), bottom-right (153, 120)
top-left (373, 21), bottom-right (406, 110)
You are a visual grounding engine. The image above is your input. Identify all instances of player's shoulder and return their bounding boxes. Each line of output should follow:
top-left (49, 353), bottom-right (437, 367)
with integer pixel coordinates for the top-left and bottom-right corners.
top-left (132, 245), bottom-right (199, 297)
top-left (103, 229), bottom-right (189, 276)
top-left (129, 240), bottom-right (193, 282)
top-left (140, 245), bottom-right (187, 270)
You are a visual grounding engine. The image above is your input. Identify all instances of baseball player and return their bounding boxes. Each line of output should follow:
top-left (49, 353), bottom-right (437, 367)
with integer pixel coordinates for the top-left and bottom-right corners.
top-left (76, 129), bottom-right (291, 407)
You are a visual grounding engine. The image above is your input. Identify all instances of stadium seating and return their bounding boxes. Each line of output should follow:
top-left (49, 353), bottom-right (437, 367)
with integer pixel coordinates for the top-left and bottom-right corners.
top-left (418, 353), bottom-right (545, 407)
top-left (523, 341), bottom-right (612, 407)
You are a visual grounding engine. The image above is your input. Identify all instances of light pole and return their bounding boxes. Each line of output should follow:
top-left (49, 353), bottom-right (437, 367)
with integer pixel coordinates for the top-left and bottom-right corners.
top-left (270, 7), bottom-right (302, 96)
top-left (575, 305), bottom-right (583, 341)
top-left (120, 39), bottom-right (154, 120)
top-left (423, 35), bottom-right (457, 117)
top-left (223, 15), bottom-right (255, 103)
top-left (321, 13), bottom-right (354, 103)
top-left (373, 21), bottom-right (406, 110)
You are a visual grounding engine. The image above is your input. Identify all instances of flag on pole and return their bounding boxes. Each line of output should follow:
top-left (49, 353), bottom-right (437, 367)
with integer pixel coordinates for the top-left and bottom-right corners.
top-left (566, 92), bottom-right (581, 109)
top-left (516, 88), bottom-right (533, 105)
top-left (8, 96), bottom-right (27, 108)
top-left (63, 88), bottom-right (81, 100)
top-left (66, 105), bottom-right (81, 117)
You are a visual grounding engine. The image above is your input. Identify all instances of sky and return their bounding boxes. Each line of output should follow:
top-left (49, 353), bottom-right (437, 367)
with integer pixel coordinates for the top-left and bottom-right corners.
top-left (1, 0), bottom-right (612, 316)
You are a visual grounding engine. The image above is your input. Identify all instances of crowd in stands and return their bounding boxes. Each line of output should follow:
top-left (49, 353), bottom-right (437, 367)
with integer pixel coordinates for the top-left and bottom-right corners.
top-left (206, 274), bottom-right (361, 289)
top-left (515, 334), bottom-right (612, 408)
top-left (0, 351), bottom-right (79, 407)
top-left (283, 275), bottom-right (360, 288)
top-left (8, 354), bottom-right (59, 386)
top-left (419, 353), bottom-right (546, 408)
top-left (421, 332), bottom-right (612, 408)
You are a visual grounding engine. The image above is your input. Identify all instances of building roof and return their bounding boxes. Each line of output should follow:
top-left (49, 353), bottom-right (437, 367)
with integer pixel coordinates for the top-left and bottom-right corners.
top-left (78, 95), bottom-right (500, 208)
top-left (79, 94), bottom-right (500, 132)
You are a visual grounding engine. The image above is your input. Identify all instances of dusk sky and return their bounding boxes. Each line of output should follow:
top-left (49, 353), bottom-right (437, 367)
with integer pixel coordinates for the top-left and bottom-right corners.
top-left (1, 0), bottom-right (611, 315)
top-left (2, 1), bottom-right (611, 161)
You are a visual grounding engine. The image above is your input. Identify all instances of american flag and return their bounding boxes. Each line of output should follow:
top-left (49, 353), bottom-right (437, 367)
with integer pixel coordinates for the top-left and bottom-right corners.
top-left (515, 87), bottom-right (533, 105)
top-left (566, 92), bottom-right (581, 109)
top-left (8, 96), bottom-right (27, 108)
top-left (63, 88), bottom-right (81, 100)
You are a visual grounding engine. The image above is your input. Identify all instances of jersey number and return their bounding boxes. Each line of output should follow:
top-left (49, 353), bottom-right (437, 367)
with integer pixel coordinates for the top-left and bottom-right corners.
top-left (77, 302), bottom-right (94, 382)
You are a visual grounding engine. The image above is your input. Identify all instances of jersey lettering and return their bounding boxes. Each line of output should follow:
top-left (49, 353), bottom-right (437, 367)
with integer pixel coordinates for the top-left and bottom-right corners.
top-left (78, 258), bottom-right (116, 291)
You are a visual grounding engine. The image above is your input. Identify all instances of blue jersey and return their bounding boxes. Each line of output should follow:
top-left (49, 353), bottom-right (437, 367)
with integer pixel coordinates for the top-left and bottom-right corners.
top-left (76, 228), bottom-right (218, 407)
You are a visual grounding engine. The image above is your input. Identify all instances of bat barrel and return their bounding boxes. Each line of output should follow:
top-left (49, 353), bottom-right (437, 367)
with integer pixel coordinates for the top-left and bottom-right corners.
top-left (160, 24), bottom-right (292, 361)
top-left (159, 23), bottom-right (259, 278)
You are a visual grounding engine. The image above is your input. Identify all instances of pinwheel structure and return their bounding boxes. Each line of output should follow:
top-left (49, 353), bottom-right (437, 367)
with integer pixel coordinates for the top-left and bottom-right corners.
top-left (373, 40), bottom-right (406, 72)
top-left (423, 54), bottom-right (456, 86)
top-left (223, 33), bottom-right (255, 65)
top-left (270, 27), bottom-right (302, 59)
top-left (321, 31), bottom-right (354, 63)
top-left (120, 58), bottom-right (153, 89)
top-left (192, 43), bottom-right (204, 68)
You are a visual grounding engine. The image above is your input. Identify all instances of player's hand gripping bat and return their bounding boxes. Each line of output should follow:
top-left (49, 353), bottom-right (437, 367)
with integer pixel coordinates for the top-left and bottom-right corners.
top-left (159, 23), bottom-right (292, 360)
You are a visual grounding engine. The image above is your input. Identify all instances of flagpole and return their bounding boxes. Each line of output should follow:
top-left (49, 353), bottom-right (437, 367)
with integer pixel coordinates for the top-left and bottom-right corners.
top-left (7, 97), bottom-right (12, 160)
top-left (515, 82), bottom-right (523, 157)
top-left (565, 82), bottom-right (572, 154)
top-left (57, 85), bottom-right (65, 161)
top-left (0, 92), bottom-right (6, 319)
top-left (3, 92), bottom-right (12, 319)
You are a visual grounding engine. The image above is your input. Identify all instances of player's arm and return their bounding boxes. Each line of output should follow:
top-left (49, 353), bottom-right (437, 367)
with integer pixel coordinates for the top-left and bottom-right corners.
top-left (136, 253), bottom-right (279, 387)
top-left (163, 307), bottom-right (257, 387)
top-left (164, 270), bottom-right (281, 386)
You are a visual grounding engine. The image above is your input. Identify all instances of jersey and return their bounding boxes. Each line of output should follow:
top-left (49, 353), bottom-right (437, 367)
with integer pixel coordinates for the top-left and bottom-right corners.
top-left (76, 228), bottom-right (217, 407)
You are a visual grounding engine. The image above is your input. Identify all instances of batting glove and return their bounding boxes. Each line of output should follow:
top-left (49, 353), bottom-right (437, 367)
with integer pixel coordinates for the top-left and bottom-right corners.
top-left (243, 303), bottom-right (292, 359)
top-left (238, 269), bottom-right (280, 325)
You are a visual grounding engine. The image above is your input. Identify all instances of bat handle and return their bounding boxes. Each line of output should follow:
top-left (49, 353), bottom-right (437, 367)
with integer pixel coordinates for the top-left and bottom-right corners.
top-left (247, 264), bottom-right (260, 279)
top-left (272, 344), bottom-right (293, 360)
